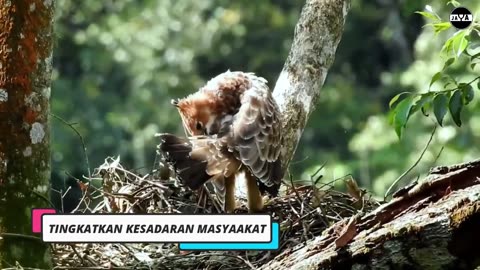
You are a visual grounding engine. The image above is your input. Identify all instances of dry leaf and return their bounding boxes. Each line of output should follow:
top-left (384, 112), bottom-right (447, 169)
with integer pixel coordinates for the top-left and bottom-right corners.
top-left (345, 176), bottom-right (362, 201)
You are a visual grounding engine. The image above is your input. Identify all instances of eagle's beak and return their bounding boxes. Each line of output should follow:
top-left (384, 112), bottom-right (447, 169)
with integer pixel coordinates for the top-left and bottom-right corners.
top-left (171, 99), bottom-right (179, 107)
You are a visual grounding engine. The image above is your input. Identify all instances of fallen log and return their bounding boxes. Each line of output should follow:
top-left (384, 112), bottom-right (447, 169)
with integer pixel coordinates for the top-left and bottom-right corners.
top-left (261, 159), bottom-right (480, 270)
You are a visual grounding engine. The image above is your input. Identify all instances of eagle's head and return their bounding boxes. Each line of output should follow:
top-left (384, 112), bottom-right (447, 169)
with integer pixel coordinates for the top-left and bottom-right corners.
top-left (171, 94), bottom-right (219, 136)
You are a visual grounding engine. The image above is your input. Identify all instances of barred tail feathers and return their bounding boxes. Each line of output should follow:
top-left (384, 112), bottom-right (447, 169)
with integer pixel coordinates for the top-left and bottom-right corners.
top-left (157, 133), bottom-right (212, 190)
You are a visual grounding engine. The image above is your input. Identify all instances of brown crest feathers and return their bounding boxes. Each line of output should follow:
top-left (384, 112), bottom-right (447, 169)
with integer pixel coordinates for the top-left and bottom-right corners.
top-left (199, 71), bottom-right (256, 115)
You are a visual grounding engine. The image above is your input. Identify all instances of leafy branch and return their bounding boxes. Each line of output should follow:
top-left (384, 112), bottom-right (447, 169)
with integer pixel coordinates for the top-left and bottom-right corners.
top-left (388, 2), bottom-right (480, 138)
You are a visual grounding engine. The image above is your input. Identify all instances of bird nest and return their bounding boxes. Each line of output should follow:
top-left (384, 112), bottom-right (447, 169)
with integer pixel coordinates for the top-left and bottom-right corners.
top-left (52, 157), bottom-right (380, 269)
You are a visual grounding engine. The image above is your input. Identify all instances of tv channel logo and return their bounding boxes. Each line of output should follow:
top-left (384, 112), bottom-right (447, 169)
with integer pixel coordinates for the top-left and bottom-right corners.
top-left (449, 7), bottom-right (473, 29)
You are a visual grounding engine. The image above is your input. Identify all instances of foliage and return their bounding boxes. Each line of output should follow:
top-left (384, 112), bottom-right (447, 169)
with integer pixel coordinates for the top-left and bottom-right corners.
top-left (389, 2), bottom-right (480, 138)
top-left (51, 0), bottom-right (303, 177)
top-left (51, 0), bottom-right (480, 202)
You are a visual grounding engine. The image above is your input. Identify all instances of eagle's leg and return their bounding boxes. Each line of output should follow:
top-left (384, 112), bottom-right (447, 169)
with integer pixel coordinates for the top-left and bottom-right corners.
top-left (245, 171), bottom-right (264, 213)
top-left (224, 175), bottom-right (236, 213)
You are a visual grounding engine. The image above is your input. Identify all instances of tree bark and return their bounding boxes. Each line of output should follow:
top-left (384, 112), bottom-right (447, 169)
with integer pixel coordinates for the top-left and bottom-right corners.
top-left (272, 0), bottom-right (351, 173)
top-left (260, 160), bottom-right (480, 270)
top-left (0, 0), bottom-right (55, 268)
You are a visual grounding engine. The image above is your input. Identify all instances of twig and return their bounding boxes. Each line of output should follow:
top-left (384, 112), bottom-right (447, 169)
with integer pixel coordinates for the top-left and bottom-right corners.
top-left (69, 244), bottom-right (85, 264)
top-left (384, 125), bottom-right (437, 201)
top-left (288, 172), bottom-right (305, 208)
top-left (3, 268), bottom-right (50, 270)
top-left (432, 146), bottom-right (444, 167)
top-left (71, 187), bottom-right (88, 213)
top-left (313, 173), bottom-right (353, 194)
top-left (51, 113), bottom-right (92, 180)
top-left (1, 258), bottom-right (14, 268)
top-left (32, 189), bottom-right (56, 209)
top-left (289, 155), bottom-right (310, 165)
top-left (53, 267), bottom-right (131, 270)
top-left (310, 161), bottom-right (327, 185)
top-left (0, 232), bottom-right (43, 242)
top-left (52, 155), bottom-right (373, 269)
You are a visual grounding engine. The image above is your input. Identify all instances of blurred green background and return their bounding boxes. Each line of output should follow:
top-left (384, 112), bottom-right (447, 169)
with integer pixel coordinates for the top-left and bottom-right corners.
top-left (50, 0), bottom-right (480, 206)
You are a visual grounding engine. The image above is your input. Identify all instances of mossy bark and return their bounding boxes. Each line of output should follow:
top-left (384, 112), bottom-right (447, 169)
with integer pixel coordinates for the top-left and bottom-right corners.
top-left (260, 161), bottom-right (480, 270)
top-left (0, 0), bottom-right (55, 268)
top-left (272, 0), bottom-right (351, 174)
top-left (262, 186), bottom-right (480, 270)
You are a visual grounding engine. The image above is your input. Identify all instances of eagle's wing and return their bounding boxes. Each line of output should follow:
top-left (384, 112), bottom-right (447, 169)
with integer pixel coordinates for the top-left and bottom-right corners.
top-left (159, 71), bottom-right (284, 209)
top-left (190, 135), bottom-right (241, 207)
top-left (158, 132), bottom-right (242, 210)
top-left (228, 76), bottom-right (283, 191)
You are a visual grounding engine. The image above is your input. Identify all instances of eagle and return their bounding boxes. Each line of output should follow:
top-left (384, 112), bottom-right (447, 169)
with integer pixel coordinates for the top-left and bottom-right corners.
top-left (156, 71), bottom-right (283, 213)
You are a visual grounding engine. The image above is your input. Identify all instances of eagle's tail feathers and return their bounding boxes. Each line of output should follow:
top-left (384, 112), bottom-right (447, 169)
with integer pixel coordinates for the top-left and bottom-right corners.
top-left (157, 133), bottom-right (213, 190)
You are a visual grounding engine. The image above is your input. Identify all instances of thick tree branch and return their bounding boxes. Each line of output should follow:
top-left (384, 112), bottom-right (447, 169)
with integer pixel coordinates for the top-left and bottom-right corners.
top-left (260, 159), bottom-right (480, 270)
top-left (272, 0), bottom-right (351, 173)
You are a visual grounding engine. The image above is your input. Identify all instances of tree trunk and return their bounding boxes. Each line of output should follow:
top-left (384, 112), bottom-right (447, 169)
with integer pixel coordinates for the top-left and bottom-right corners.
top-left (272, 0), bottom-right (351, 173)
top-left (0, 0), bottom-right (55, 268)
top-left (260, 160), bottom-right (480, 270)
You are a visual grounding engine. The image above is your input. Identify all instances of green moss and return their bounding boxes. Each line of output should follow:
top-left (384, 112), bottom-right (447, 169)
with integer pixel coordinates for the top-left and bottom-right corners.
top-left (450, 201), bottom-right (480, 228)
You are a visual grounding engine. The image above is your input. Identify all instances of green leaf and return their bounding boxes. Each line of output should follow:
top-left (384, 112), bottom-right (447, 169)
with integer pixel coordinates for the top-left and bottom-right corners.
top-left (449, 76), bottom-right (459, 87)
top-left (430, 72), bottom-right (442, 88)
top-left (448, 90), bottom-right (463, 127)
top-left (441, 37), bottom-right (454, 56)
top-left (471, 52), bottom-right (480, 61)
top-left (430, 22), bottom-right (451, 34)
top-left (415, 11), bottom-right (439, 21)
top-left (421, 105), bottom-right (430, 117)
top-left (389, 92), bottom-right (411, 108)
top-left (394, 96), bottom-right (415, 138)
top-left (411, 93), bottom-right (433, 115)
top-left (447, 0), bottom-right (461, 7)
top-left (441, 30), bottom-right (470, 58)
top-left (394, 119), bottom-right (403, 139)
top-left (442, 58), bottom-right (455, 70)
top-left (460, 84), bottom-right (474, 105)
top-left (451, 31), bottom-right (469, 57)
top-left (477, 80), bottom-right (480, 91)
top-left (433, 93), bottom-right (449, 126)
top-left (471, 62), bottom-right (477, 70)
top-left (387, 109), bottom-right (396, 126)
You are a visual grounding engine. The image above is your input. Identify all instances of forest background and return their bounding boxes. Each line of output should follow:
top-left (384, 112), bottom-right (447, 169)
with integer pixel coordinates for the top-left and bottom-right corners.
top-left (50, 0), bottom-right (480, 207)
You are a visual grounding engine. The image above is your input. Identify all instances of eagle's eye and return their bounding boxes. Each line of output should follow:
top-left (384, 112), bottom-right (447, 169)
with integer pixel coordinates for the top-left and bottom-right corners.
top-left (196, 121), bottom-right (204, 131)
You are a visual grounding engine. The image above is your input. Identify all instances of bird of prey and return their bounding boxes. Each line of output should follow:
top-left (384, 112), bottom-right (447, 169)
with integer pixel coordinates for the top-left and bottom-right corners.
top-left (157, 70), bottom-right (283, 213)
